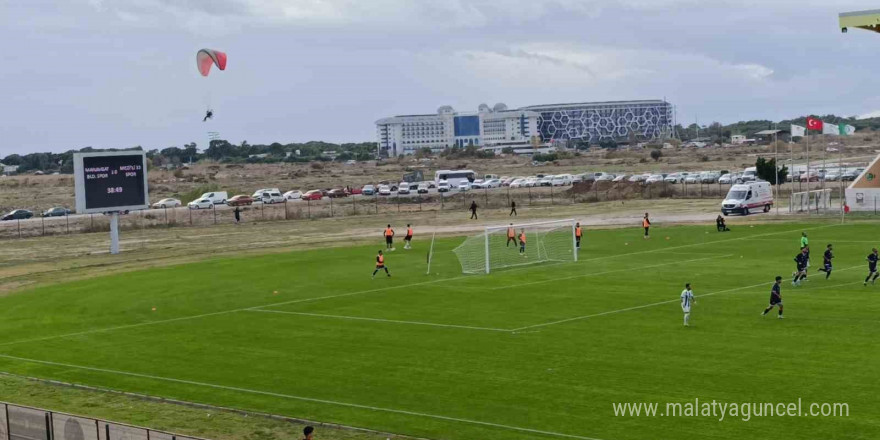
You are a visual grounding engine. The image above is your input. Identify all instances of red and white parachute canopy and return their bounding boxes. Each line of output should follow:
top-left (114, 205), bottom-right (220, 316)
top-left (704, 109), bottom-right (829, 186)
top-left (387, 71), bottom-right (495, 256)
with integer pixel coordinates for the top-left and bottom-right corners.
top-left (197, 49), bottom-right (227, 77)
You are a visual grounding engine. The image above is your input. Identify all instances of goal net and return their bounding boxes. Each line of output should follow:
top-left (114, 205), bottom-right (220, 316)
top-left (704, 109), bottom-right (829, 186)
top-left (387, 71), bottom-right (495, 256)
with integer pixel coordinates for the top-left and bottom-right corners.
top-left (452, 219), bottom-right (577, 274)
top-left (790, 189), bottom-right (833, 213)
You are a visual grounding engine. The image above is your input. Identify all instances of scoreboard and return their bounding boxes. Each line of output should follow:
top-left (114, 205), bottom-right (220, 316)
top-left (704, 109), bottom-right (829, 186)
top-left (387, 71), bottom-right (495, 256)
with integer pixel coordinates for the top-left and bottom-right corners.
top-left (74, 151), bottom-right (150, 214)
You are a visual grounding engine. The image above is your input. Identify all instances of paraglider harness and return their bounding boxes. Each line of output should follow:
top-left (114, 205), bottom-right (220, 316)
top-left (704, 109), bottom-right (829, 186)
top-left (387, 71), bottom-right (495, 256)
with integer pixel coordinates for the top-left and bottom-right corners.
top-left (203, 109), bottom-right (214, 122)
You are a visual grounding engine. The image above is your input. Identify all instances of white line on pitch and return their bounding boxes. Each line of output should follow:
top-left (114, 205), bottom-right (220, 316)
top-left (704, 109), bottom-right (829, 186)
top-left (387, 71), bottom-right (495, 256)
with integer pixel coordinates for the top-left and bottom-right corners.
top-left (508, 274), bottom-right (865, 332)
top-left (0, 354), bottom-right (605, 440)
top-left (490, 254), bottom-right (733, 290)
top-left (0, 224), bottom-right (840, 349)
top-left (247, 309), bottom-right (512, 332)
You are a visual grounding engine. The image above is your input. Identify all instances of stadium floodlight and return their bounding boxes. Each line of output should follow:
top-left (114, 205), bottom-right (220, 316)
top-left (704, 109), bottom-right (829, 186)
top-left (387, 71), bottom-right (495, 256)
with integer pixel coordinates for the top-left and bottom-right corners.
top-left (453, 219), bottom-right (578, 274)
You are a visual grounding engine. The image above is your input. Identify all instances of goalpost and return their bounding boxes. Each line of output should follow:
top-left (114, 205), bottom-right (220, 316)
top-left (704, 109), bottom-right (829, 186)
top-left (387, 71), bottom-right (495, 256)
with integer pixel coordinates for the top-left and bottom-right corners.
top-left (452, 219), bottom-right (578, 274)
top-left (790, 189), bottom-right (833, 214)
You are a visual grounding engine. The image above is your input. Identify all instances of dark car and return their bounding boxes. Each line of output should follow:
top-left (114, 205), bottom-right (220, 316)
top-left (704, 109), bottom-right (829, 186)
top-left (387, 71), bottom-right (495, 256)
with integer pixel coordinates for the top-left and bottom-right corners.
top-left (42, 207), bottom-right (71, 217)
top-left (327, 189), bottom-right (348, 198)
top-left (2, 209), bottom-right (34, 221)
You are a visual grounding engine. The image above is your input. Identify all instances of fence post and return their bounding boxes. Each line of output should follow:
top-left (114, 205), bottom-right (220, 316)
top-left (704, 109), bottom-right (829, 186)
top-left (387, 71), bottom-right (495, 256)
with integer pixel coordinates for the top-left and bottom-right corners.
top-left (375, 194), bottom-right (378, 214)
top-left (352, 196), bottom-right (356, 215)
top-left (163, 206), bottom-right (168, 225)
top-left (550, 185), bottom-right (554, 205)
top-left (66, 213), bottom-right (69, 234)
top-left (330, 197), bottom-right (334, 217)
top-left (484, 187), bottom-right (489, 208)
top-left (397, 195), bottom-right (400, 213)
top-left (507, 187), bottom-right (510, 206)
top-left (213, 204), bottom-right (217, 224)
top-left (17, 219), bottom-right (21, 239)
top-left (44, 412), bottom-right (51, 440)
top-left (284, 200), bottom-right (289, 220)
top-left (41, 216), bottom-right (45, 236)
top-left (90, 214), bottom-right (94, 230)
top-left (418, 194), bottom-right (422, 211)
top-left (308, 199), bottom-right (312, 219)
top-left (189, 208), bottom-right (192, 225)
top-left (441, 191), bottom-right (445, 210)
top-left (528, 186), bottom-right (532, 205)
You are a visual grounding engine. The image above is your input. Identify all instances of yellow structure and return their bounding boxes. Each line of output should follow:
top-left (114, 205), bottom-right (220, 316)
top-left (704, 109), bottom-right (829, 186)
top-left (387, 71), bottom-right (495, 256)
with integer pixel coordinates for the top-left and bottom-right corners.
top-left (839, 9), bottom-right (880, 33)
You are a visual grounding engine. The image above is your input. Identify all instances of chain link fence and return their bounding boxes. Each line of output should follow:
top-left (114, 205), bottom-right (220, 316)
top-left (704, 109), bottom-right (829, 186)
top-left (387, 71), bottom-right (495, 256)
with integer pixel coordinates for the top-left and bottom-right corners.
top-left (1, 402), bottom-right (207, 440)
top-left (0, 180), bottom-right (873, 240)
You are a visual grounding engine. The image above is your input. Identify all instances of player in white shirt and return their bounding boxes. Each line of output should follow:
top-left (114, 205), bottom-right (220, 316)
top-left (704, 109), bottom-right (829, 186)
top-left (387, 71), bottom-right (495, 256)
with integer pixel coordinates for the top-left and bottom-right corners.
top-left (680, 283), bottom-right (694, 327)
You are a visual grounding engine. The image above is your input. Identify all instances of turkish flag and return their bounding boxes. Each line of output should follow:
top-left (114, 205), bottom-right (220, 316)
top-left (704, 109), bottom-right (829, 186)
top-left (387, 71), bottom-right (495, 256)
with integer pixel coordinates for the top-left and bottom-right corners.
top-left (806, 117), bottom-right (823, 131)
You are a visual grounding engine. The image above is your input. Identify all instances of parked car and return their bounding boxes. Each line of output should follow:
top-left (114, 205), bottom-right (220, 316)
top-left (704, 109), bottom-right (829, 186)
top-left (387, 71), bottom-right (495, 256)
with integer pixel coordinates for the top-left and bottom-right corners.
top-left (42, 207), bottom-right (71, 217)
top-left (151, 198), bottom-right (181, 209)
top-left (684, 175), bottom-right (699, 184)
top-left (417, 183), bottom-right (429, 194)
top-left (187, 198), bottom-right (214, 209)
top-left (740, 167), bottom-right (758, 183)
top-left (361, 185), bottom-right (376, 196)
top-left (197, 191), bottom-right (228, 205)
top-left (251, 188), bottom-right (281, 199)
top-left (799, 173), bottom-right (821, 182)
top-left (302, 190), bottom-right (323, 200)
top-left (254, 191), bottom-right (285, 204)
top-left (426, 181), bottom-right (437, 189)
top-left (471, 179), bottom-right (485, 188)
top-left (226, 195), bottom-right (254, 206)
top-left (551, 175), bottom-right (572, 186)
top-left (525, 177), bottom-right (540, 187)
top-left (482, 179), bottom-right (502, 188)
top-left (612, 174), bottom-right (629, 182)
top-left (841, 169), bottom-right (862, 181)
top-left (628, 174), bottom-right (646, 183)
top-left (700, 172), bottom-right (721, 184)
top-left (377, 185), bottom-right (392, 196)
top-left (646, 174), bottom-right (665, 184)
top-left (437, 181), bottom-right (451, 193)
top-left (539, 176), bottom-right (554, 187)
top-left (283, 190), bottom-right (303, 200)
top-left (1, 209), bottom-right (33, 221)
top-left (719, 173), bottom-right (738, 184)
top-left (509, 178), bottom-right (527, 188)
top-left (664, 173), bottom-right (683, 184)
top-left (397, 184), bottom-right (411, 195)
top-left (457, 181), bottom-right (471, 191)
top-left (823, 171), bottom-right (841, 182)
top-left (327, 189), bottom-right (349, 198)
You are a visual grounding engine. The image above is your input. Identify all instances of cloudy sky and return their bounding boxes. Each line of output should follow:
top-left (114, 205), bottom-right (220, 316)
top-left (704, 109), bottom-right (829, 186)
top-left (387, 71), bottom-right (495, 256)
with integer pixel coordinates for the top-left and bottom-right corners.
top-left (3, 0), bottom-right (880, 155)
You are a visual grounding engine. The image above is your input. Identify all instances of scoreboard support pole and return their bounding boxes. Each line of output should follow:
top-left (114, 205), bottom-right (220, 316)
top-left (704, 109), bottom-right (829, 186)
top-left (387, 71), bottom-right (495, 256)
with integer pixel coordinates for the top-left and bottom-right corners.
top-left (109, 212), bottom-right (120, 255)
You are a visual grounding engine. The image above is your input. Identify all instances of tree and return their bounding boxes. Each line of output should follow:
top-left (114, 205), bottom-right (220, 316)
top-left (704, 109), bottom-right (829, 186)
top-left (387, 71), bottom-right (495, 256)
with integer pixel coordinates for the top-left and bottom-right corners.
top-left (414, 147), bottom-right (433, 159)
top-left (755, 157), bottom-right (788, 185)
top-left (650, 149), bottom-right (662, 161)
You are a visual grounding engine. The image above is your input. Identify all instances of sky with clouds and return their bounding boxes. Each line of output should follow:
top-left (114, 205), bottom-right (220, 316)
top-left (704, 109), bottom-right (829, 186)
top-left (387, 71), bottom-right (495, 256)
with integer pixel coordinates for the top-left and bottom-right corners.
top-left (3, 0), bottom-right (880, 155)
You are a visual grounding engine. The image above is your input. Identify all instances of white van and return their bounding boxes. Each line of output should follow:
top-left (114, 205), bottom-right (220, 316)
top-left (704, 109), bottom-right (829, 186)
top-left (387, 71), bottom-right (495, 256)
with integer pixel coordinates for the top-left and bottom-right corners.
top-left (199, 191), bottom-right (228, 205)
top-left (252, 188), bottom-right (281, 199)
top-left (255, 190), bottom-right (284, 204)
top-left (722, 181), bottom-right (773, 216)
top-left (551, 174), bottom-right (573, 186)
top-left (740, 167), bottom-right (757, 183)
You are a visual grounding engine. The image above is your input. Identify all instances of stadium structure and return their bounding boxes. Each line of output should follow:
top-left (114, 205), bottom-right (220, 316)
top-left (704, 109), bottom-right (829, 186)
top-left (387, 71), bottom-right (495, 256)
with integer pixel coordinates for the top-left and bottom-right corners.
top-left (839, 9), bottom-right (880, 33)
top-left (375, 100), bottom-right (674, 157)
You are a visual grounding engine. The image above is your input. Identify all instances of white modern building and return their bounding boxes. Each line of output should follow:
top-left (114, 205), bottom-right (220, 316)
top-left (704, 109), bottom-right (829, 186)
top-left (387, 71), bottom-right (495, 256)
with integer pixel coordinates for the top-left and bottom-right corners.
top-left (376, 100), bottom-right (673, 157)
top-left (376, 104), bottom-right (540, 157)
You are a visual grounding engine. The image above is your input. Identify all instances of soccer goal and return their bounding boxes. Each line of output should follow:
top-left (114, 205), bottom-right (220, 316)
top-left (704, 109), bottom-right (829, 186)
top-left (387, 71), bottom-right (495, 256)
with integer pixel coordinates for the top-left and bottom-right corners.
top-left (790, 189), bottom-right (833, 214)
top-left (452, 219), bottom-right (578, 274)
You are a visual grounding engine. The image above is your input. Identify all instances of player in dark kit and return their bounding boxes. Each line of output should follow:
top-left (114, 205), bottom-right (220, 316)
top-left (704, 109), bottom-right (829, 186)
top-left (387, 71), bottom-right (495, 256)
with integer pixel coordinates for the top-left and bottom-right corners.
top-left (865, 248), bottom-right (879, 286)
top-left (792, 248), bottom-right (808, 286)
top-left (762, 276), bottom-right (784, 319)
top-left (817, 244), bottom-right (833, 279)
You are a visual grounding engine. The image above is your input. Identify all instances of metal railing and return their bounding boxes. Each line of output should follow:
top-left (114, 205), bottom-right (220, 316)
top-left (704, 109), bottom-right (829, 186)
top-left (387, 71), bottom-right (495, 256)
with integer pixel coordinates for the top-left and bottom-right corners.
top-left (0, 402), bottom-right (208, 440)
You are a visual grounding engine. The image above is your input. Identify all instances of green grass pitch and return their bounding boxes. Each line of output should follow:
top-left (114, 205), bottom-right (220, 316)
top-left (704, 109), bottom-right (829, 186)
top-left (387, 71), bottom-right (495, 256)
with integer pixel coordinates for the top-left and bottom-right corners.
top-left (1, 222), bottom-right (878, 440)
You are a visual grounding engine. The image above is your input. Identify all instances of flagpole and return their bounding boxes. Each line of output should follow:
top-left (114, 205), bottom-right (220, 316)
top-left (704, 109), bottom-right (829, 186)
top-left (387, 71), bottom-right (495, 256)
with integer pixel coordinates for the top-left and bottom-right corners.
top-left (774, 124), bottom-right (779, 216)
top-left (789, 135), bottom-right (794, 213)
top-left (806, 131), bottom-right (811, 217)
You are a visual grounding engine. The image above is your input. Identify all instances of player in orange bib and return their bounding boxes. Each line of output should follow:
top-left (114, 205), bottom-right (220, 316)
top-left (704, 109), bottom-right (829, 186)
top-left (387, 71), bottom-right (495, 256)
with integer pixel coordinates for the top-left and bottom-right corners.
top-left (384, 224), bottom-right (395, 250)
top-left (519, 230), bottom-right (527, 255)
top-left (575, 222), bottom-right (583, 250)
top-left (642, 213), bottom-right (651, 239)
top-left (372, 250), bottom-right (391, 279)
top-left (404, 224), bottom-right (413, 250)
top-left (506, 224), bottom-right (516, 247)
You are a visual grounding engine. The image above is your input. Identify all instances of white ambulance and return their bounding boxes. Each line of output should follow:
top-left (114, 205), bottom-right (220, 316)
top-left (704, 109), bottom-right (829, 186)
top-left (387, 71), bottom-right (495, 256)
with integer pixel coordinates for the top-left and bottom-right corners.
top-left (721, 181), bottom-right (773, 215)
